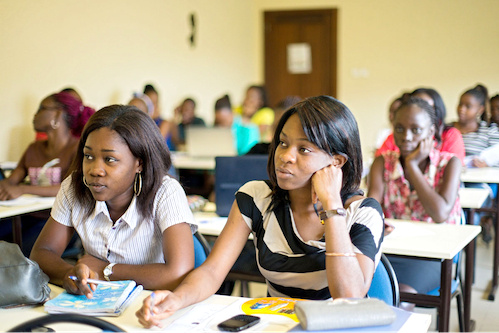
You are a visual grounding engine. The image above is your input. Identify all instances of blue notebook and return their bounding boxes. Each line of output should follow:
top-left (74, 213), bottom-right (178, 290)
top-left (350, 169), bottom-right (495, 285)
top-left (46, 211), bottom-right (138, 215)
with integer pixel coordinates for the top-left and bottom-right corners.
top-left (44, 280), bottom-right (143, 316)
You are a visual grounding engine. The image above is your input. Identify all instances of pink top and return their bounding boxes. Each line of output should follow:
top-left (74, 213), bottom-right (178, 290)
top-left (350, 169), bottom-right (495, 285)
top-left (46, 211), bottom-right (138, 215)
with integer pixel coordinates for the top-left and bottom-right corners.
top-left (376, 127), bottom-right (465, 163)
top-left (380, 149), bottom-right (461, 224)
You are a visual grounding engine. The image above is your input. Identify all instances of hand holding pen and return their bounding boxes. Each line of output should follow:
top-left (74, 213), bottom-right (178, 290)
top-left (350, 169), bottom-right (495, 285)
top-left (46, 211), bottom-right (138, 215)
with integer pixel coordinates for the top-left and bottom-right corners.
top-left (63, 263), bottom-right (99, 299)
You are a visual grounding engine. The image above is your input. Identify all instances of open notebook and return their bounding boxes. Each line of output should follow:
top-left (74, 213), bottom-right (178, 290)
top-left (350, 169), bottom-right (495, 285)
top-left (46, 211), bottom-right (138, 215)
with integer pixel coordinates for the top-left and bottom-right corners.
top-left (44, 280), bottom-right (142, 316)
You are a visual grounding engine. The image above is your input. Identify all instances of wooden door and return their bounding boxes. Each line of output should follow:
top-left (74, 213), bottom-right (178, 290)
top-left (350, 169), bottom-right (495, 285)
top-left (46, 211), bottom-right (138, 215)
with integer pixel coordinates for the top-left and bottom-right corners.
top-left (264, 9), bottom-right (337, 107)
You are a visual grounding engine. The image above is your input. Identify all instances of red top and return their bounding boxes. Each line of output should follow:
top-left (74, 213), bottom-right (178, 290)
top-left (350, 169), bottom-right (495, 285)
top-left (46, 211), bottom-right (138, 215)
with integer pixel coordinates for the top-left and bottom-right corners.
top-left (375, 126), bottom-right (465, 163)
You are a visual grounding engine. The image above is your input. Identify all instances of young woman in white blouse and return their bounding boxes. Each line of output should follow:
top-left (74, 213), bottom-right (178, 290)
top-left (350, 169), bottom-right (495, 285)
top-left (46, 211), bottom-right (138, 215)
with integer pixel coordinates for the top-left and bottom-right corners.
top-left (31, 105), bottom-right (197, 298)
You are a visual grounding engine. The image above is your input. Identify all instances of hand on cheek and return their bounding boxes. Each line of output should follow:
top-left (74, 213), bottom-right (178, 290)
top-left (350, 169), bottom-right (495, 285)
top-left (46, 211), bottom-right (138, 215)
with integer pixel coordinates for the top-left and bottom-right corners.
top-left (311, 158), bottom-right (344, 209)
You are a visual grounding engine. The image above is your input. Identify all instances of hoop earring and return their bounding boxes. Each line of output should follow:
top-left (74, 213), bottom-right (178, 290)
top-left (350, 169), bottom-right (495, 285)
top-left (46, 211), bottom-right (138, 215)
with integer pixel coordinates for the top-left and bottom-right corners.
top-left (134, 172), bottom-right (142, 197)
top-left (83, 176), bottom-right (90, 187)
top-left (50, 119), bottom-right (60, 129)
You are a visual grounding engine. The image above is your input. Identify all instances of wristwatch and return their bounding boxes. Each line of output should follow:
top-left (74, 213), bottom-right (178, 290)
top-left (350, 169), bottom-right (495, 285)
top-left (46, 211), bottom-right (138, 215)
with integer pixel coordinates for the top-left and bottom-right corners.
top-left (319, 208), bottom-right (347, 224)
top-left (103, 263), bottom-right (116, 281)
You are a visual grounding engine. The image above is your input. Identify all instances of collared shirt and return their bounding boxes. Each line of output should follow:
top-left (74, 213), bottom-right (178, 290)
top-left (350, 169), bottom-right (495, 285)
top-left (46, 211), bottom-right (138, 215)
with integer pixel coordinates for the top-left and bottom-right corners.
top-left (52, 175), bottom-right (197, 265)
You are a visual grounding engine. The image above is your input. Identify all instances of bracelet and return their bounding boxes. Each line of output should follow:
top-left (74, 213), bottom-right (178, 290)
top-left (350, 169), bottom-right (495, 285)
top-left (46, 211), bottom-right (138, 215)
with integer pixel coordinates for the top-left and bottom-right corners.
top-left (325, 252), bottom-right (356, 257)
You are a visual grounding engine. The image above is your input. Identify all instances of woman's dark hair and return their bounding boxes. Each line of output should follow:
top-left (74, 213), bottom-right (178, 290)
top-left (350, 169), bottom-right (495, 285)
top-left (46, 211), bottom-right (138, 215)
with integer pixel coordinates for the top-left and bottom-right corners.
top-left (394, 97), bottom-right (439, 142)
top-left (267, 95), bottom-right (363, 206)
top-left (410, 87), bottom-right (445, 143)
top-left (69, 105), bottom-right (171, 220)
top-left (183, 97), bottom-right (196, 108)
top-left (143, 84), bottom-right (157, 95)
top-left (50, 92), bottom-right (95, 137)
top-left (215, 94), bottom-right (232, 111)
top-left (463, 84), bottom-right (489, 122)
top-left (248, 85), bottom-right (269, 108)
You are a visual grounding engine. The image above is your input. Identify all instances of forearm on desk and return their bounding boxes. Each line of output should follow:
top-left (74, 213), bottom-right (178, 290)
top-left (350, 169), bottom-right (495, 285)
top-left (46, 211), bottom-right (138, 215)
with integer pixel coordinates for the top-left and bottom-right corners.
top-left (18, 184), bottom-right (60, 197)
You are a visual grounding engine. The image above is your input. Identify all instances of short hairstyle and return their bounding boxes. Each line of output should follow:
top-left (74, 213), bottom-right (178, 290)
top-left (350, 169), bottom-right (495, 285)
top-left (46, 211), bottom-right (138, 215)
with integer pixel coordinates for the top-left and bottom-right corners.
top-left (215, 94), bottom-right (232, 111)
top-left (267, 95), bottom-right (363, 207)
top-left (143, 84), bottom-right (157, 95)
top-left (248, 85), bottom-right (269, 108)
top-left (69, 105), bottom-right (171, 220)
top-left (183, 97), bottom-right (196, 108)
top-left (394, 97), bottom-right (439, 141)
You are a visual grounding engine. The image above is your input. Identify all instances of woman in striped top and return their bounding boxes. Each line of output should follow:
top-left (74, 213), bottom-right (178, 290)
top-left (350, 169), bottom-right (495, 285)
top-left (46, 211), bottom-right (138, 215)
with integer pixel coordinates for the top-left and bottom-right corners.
top-left (452, 84), bottom-right (499, 167)
top-left (137, 96), bottom-right (384, 329)
top-left (31, 105), bottom-right (197, 298)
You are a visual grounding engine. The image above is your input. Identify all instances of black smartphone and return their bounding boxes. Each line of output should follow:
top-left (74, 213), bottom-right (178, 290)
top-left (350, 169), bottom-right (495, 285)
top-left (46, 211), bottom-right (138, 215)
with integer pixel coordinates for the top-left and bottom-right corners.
top-left (217, 314), bottom-right (260, 332)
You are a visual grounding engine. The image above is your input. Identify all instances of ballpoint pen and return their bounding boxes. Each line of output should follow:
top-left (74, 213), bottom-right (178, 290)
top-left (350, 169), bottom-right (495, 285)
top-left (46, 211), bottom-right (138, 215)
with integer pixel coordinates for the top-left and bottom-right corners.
top-left (68, 275), bottom-right (120, 287)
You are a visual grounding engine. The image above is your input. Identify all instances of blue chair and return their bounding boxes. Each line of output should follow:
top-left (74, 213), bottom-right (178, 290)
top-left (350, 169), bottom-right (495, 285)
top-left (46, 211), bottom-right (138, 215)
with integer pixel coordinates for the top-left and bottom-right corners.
top-left (193, 231), bottom-right (211, 268)
top-left (367, 253), bottom-right (400, 307)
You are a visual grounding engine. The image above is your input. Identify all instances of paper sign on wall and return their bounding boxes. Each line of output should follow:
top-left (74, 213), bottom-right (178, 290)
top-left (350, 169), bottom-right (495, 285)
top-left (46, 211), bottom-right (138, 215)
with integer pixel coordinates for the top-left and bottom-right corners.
top-left (287, 43), bottom-right (312, 74)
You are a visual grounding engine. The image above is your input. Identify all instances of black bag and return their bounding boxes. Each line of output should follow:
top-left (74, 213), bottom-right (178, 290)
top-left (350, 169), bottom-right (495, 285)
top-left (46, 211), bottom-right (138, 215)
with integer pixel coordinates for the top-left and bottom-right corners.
top-left (0, 241), bottom-right (50, 307)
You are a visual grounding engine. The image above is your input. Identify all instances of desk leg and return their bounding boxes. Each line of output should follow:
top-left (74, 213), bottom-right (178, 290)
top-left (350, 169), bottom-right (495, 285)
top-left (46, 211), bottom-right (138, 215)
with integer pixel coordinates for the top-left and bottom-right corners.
top-left (489, 194), bottom-right (499, 301)
top-left (439, 259), bottom-right (452, 332)
top-left (12, 216), bottom-right (22, 249)
top-left (465, 236), bottom-right (477, 331)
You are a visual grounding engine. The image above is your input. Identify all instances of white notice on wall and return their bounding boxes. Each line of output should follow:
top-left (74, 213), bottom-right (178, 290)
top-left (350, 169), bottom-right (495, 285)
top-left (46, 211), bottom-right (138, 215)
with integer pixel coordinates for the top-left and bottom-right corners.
top-left (287, 43), bottom-right (312, 74)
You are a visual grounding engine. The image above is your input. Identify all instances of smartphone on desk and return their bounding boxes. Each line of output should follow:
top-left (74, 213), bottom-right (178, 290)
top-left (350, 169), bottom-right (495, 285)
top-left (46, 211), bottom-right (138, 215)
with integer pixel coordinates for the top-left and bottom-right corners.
top-left (217, 314), bottom-right (260, 331)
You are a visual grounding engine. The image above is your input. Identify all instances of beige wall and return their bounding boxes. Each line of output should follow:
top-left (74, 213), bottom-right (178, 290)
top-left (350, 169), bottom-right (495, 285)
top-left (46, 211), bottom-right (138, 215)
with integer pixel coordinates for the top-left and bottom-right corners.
top-left (2, 0), bottom-right (499, 163)
top-left (255, 0), bottom-right (499, 160)
top-left (0, 0), bottom-right (258, 161)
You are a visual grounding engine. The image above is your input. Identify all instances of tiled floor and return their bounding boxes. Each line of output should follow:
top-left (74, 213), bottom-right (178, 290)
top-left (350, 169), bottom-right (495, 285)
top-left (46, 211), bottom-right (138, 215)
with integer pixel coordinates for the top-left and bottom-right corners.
top-left (236, 236), bottom-right (499, 332)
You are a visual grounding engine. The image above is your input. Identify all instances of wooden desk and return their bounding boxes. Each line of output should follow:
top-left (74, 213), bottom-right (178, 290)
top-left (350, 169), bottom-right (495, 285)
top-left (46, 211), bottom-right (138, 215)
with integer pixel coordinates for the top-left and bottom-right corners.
top-left (383, 219), bottom-right (481, 332)
top-left (461, 167), bottom-right (499, 301)
top-left (0, 284), bottom-right (431, 332)
top-left (0, 195), bottom-right (55, 248)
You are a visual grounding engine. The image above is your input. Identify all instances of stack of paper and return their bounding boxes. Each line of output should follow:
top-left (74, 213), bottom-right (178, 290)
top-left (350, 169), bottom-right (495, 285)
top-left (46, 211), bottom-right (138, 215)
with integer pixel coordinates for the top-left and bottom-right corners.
top-left (44, 280), bottom-right (142, 316)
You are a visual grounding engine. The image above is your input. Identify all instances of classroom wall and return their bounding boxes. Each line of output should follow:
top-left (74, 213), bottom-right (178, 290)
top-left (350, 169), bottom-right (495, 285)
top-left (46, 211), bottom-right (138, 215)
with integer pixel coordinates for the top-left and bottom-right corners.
top-left (1, 0), bottom-right (499, 164)
top-left (255, 0), bottom-right (499, 161)
top-left (0, 0), bottom-right (258, 162)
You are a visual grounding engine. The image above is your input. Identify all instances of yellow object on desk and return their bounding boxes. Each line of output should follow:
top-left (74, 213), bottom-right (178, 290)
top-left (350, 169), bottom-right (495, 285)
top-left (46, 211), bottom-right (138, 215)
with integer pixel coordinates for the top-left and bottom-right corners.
top-left (241, 297), bottom-right (305, 322)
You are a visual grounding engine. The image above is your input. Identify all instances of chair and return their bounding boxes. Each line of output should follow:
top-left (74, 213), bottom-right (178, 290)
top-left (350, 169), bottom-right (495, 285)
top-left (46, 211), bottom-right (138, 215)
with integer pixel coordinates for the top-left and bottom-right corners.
top-left (367, 253), bottom-right (400, 307)
top-left (193, 231), bottom-right (211, 268)
top-left (8, 314), bottom-right (124, 332)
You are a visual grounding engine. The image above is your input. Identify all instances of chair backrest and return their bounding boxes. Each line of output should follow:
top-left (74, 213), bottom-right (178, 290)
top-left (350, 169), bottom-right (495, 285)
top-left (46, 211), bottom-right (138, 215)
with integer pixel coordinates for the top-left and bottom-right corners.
top-left (367, 253), bottom-right (400, 307)
top-left (193, 231), bottom-right (211, 268)
top-left (215, 155), bottom-right (269, 217)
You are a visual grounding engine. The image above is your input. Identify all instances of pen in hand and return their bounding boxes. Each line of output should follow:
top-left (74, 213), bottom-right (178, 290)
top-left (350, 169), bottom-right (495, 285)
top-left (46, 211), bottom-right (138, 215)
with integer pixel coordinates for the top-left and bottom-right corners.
top-left (150, 292), bottom-right (155, 317)
top-left (68, 275), bottom-right (120, 287)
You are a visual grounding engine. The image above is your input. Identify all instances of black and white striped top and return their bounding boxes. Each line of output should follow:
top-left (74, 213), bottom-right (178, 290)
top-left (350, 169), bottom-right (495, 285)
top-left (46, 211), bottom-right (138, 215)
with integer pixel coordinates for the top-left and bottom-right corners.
top-left (236, 180), bottom-right (384, 300)
top-left (462, 121), bottom-right (499, 159)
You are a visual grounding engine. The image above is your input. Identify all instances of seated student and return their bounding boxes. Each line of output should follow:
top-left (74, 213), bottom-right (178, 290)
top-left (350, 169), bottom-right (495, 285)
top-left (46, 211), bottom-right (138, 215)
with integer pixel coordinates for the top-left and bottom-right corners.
top-left (0, 91), bottom-right (94, 254)
top-left (234, 85), bottom-right (275, 143)
top-left (376, 88), bottom-right (465, 164)
top-left (368, 97), bottom-right (461, 302)
top-left (136, 95), bottom-right (384, 328)
top-left (451, 84), bottom-right (499, 241)
top-left (143, 84), bottom-right (174, 151)
top-left (30, 105), bottom-right (197, 297)
top-left (170, 97), bottom-right (205, 149)
top-left (490, 94), bottom-right (499, 126)
top-left (214, 94), bottom-right (259, 155)
top-left (0, 91), bottom-right (95, 200)
top-left (374, 93), bottom-right (406, 151)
